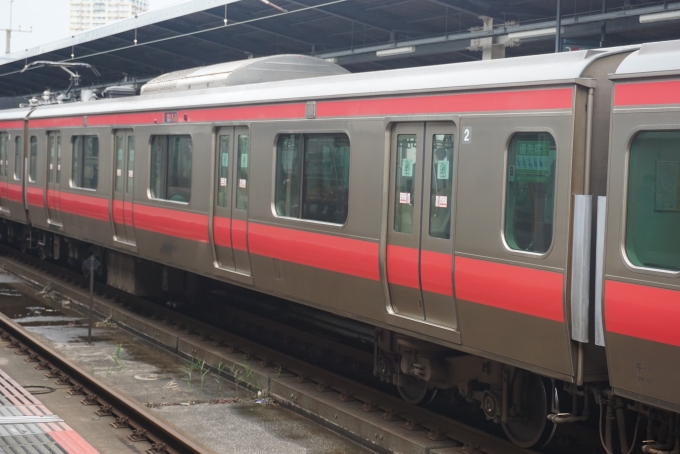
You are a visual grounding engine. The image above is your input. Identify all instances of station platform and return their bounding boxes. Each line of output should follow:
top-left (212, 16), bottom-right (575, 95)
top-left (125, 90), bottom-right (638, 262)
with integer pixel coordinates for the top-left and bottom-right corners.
top-left (0, 369), bottom-right (98, 454)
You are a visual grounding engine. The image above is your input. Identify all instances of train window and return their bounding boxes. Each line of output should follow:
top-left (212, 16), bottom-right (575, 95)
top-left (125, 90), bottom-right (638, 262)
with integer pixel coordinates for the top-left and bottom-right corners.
top-left (236, 135), bottom-right (249, 210)
top-left (150, 135), bottom-right (192, 203)
top-left (394, 134), bottom-right (417, 234)
top-left (72, 136), bottom-right (99, 190)
top-left (429, 134), bottom-right (454, 239)
top-left (504, 133), bottom-right (557, 254)
top-left (275, 133), bottom-right (350, 224)
top-left (14, 136), bottom-right (21, 181)
top-left (29, 136), bottom-right (37, 183)
top-left (0, 133), bottom-right (7, 177)
top-left (625, 131), bottom-right (680, 271)
top-left (216, 135), bottom-right (229, 207)
top-left (126, 136), bottom-right (134, 194)
top-left (56, 136), bottom-right (61, 183)
top-left (47, 135), bottom-right (55, 183)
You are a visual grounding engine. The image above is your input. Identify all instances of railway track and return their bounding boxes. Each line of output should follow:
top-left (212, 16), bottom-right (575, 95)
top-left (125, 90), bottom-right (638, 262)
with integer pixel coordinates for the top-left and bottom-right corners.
top-left (0, 246), bottom-right (539, 454)
top-left (0, 311), bottom-right (208, 454)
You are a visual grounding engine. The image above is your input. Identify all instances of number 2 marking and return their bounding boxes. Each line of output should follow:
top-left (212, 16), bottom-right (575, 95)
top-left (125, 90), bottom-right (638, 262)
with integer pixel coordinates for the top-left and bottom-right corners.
top-left (463, 127), bottom-right (471, 143)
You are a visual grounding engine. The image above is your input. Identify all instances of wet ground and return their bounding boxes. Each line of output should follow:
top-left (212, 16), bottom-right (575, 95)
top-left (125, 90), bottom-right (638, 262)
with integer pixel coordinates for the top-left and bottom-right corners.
top-left (0, 270), bottom-right (374, 454)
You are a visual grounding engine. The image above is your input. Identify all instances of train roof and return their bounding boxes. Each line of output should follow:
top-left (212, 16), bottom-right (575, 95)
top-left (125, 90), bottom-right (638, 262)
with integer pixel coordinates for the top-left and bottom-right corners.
top-left (0, 46), bottom-right (638, 123)
top-left (614, 39), bottom-right (680, 79)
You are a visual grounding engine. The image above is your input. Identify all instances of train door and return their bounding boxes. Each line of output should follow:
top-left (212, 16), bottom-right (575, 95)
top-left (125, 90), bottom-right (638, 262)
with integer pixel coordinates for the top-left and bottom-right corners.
top-left (212, 128), bottom-right (236, 270)
top-left (46, 132), bottom-right (62, 226)
top-left (112, 130), bottom-right (137, 247)
top-left (232, 129), bottom-right (251, 275)
top-left (386, 122), bottom-right (458, 329)
top-left (0, 133), bottom-right (9, 214)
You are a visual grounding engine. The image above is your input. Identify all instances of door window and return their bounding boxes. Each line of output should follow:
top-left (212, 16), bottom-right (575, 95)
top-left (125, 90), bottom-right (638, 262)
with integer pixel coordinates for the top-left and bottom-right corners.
top-left (0, 133), bottom-right (7, 177)
top-left (29, 136), bottom-right (37, 182)
top-left (504, 132), bottom-right (557, 253)
top-left (14, 136), bottom-right (21, 181)
top-left (625, 131), bottom-right (680, 271)
top-left (394, 134), bottom-right (417, 234)
top-left (216, 135), bottom-right (229, 208)
top-left (126, 136), bottom-right (134, 194)
top-left (236, 135), bottom-right (249, 210)
top-left (115, 135), bottom-right (124, 193)
top-left (429, 134), bottom-right (454, 239)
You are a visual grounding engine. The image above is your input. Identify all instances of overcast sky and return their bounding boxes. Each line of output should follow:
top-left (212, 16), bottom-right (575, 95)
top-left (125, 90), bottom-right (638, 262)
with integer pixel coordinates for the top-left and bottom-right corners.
top-left (1, 0), bottom-right (185, 54)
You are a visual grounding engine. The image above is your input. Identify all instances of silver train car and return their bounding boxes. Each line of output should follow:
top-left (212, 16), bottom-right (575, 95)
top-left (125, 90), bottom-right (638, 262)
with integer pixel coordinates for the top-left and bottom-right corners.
top-left (0, 43), bottom-right (678, 450)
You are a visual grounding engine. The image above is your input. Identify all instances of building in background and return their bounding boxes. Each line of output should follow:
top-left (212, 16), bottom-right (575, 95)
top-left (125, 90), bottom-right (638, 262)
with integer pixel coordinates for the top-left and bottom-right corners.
top-left (69, 0), bottom-right (148, 33)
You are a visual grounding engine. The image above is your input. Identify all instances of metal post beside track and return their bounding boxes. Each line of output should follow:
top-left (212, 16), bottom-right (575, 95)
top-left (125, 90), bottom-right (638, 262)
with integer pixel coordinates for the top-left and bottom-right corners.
top-left (84, 255), bottom-right (100, 345)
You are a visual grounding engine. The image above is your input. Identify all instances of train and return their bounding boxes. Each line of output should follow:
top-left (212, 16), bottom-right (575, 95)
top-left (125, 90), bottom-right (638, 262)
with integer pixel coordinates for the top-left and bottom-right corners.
top-left (0, 40), bottom-right (678, 452)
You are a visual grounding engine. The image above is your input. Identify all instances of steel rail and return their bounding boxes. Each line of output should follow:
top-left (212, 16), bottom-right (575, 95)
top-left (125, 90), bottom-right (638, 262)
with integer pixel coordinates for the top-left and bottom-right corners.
top-left (0, 311), bottom-right (211, 454)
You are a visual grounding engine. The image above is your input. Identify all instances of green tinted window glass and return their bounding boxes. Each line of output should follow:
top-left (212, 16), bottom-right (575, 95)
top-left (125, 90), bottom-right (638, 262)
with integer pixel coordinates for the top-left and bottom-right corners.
top-left (29, 136), bottom-right (37, 183)
top-left (429, 134), bottom-right (454, 239)
top-left (217, 135), bottom-right (229, 208)
top-left (115, 135), bottom-right (124, 192)
top-left (625, 131), bottom-right (680, 271)
top-left (236, 135), bottom-right (249, 211)
top-left (47, 135), bottom-right (54, 183)
top-left (126, 136), bottom-right (134, 194)
top-left (14, 136), bottom-right (21, 181)
top-left (275, 134), bottom-right (301, 218)
top-left (150, 136), bottom-right (166, 199)
top-left (504, 133), bottom-right (557, 253)
top-left (394, 134), bottom-right (417, 234)
top-left (0, 134), bottom-right (7, 177)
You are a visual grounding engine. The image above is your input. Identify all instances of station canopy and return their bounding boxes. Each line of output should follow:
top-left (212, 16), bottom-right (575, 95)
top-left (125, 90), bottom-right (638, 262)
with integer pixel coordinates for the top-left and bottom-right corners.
top-left (1, 0), bottom-right (680, 99)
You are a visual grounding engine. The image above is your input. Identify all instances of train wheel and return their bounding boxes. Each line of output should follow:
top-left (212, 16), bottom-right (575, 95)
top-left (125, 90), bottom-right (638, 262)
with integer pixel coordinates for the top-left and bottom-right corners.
top-left (397, 377), bottom-right (438, 405)
top-left (502, 373), bottom-right (557, 448)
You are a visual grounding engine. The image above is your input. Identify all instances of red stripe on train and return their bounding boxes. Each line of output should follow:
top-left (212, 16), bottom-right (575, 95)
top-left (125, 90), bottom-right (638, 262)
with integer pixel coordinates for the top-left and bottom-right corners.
top-left (386, 245), bottom-right (419, 289)
top-left (317, 88), bottom-right (573, 117)
top-left (421, 250), bottom-right (453, 296)
top-left (249, 223), bottom-right (379, 280)
top-left (59, 192), bottom-right (109, 221)
top-left (29, 117), bottom-right (82, 128)
top-left (605, 280), bottom-right (680, 347)
top-left (27, 186), bottom-right (43, 207)
top-left (0, 120), bottom-right (23, 129)
top-left (615, 80), bottom-right (680, 107)
top-left (133, 203), bottom-right (208, 243)
top-left (214, 216), bottom-right (231, 248)
top-left (232, 219), bottom-right (248, 251)
top-left (6, 183), bottom-right (22, 203)
top-left (454, 256), bottom-right (564, 322)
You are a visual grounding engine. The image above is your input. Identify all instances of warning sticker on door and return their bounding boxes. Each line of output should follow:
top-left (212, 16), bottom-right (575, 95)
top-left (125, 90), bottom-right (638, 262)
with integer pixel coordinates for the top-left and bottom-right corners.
top-left (116, 169), bottom-right (122, 176)
top-left (220, 177), bottom-right (227, 187)
top-left (239, 178), bottom-right (247, 188)
top-left (435, 195), bottom-right (448, 208)
top-left (399, 192), bottom-right (411, 204)
top-left (128, 170), bottom-right (133, 178)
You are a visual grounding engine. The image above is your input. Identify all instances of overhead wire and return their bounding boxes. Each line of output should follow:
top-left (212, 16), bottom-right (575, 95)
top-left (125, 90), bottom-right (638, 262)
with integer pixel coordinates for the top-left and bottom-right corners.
top-left (0, 0), bottom-right (348, 79)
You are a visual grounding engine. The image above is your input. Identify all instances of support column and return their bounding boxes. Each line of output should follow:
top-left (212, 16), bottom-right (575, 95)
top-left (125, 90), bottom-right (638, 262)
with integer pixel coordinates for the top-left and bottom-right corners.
top-left (479, 16), bottom-right (505, 60)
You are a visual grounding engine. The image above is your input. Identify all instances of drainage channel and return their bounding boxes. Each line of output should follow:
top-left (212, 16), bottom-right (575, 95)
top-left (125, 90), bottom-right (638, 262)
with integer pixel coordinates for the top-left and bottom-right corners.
top-left (0, 248), bottom-right (536, 454)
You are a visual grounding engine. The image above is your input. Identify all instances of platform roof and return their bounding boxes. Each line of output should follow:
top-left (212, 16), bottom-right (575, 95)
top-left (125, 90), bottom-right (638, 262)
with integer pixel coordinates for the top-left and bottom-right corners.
top-left (1, 0), bottom-right (680, 98)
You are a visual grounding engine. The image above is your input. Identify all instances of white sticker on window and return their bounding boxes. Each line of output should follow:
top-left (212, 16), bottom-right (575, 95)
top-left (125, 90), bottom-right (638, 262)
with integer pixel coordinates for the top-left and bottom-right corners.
top-left (399, 192), bottom-right (411, 204)
top-left (220, 177), bottom-right (227, 187)
top-left (116, 168), bottom-right (122, 176)
top-left (401, 158), bottom-right (414, 177)
top-left (240, 153), bottom-right (248, 168)
top-left (49, 164), bottom-right (53, 170)
top-left (239, 178), bottom-right (247, 188)
top-left (57, 164), bottom-right (61, 171)
top-left (436, 159), bottom-right (449, 180)
top-left (221, 153), bottom-right (228, 167)
top-left (128, 170), bottom-right (133, 178)
top-left (435, 195), bottom-right (448, 208)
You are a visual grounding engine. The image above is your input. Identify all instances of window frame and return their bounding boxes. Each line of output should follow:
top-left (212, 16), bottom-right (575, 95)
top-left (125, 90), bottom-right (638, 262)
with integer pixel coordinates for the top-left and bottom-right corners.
top-left (500, 128), bottom-right (559, 259)
top-left (70, 135), bottom-right (100, 191)
top-left (148, 134), bottom-right (193, 205)
top-left (620, 126), bottom-right (680, 278)
top-left (28, 136), bottom-right (38, 183)
top-left (271, 131), bottom-right (351, 228)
